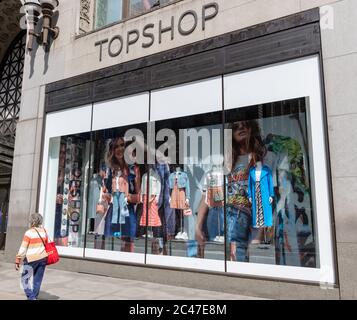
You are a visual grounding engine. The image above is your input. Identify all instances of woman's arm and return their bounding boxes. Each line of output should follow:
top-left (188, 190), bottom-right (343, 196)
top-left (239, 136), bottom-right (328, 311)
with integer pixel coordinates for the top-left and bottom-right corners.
top-left (15, 231), bottom-right (30, 270)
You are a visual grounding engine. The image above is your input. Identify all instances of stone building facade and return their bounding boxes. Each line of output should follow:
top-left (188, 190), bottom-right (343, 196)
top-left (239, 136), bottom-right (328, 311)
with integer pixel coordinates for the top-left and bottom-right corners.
top-left (1, 0), bottom-right (357, 299)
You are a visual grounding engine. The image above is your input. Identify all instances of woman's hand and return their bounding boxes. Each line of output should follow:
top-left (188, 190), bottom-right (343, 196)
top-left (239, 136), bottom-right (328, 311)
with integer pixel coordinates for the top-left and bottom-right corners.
top-left (15, 262), bottom-right (20, 271)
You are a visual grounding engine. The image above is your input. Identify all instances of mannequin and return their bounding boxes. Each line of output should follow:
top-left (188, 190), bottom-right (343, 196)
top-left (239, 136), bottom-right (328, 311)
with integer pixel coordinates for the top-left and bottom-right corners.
top-left (88, 173), bottom-right (102, 221)
top-left (253, 161), bottom-right (273, 205)
top-left (169, 166), bottom-right (190, 240)
top-left (203, 164), bottom-right (224, 242)
top-left (140, 164), bottom-right (165, 254)
top-left (154, 162), bottom-right (175, 241)
top-left (140, 167), bottom-right (162, 231)
top-left (111, 168), bottom-right (129, 237)
top-left (248, 160), bottom-right (274, 244)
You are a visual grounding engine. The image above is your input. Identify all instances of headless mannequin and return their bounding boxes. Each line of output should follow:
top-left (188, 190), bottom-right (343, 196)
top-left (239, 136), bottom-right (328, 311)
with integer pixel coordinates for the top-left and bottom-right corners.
top-left (249, 161), bottom-right (273, 245)
top-left (171, 167), bottom-right (189, 239)
top-left (252, 161), bottom-right (273, 204)
top-left (169, 167), bottom-right (190, 204)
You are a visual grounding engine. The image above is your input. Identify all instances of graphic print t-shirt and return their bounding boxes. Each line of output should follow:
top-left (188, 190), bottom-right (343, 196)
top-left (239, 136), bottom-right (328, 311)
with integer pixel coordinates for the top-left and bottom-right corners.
top-left (226, 155), bottom-right (251, 214)
top-left (202, 170), bottom-right (224, 208)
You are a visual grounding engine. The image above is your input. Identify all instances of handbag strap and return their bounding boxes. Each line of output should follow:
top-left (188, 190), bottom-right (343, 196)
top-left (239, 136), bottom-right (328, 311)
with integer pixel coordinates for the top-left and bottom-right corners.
top-left (33, 227), bottom-right (48, 247)
top-left (43, 228), bottom-right (51, 243)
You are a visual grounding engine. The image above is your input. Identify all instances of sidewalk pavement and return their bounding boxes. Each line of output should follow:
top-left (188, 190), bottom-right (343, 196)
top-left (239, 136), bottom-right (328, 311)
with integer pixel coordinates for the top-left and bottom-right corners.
top-left (0, 261), bottom-right (262, 300)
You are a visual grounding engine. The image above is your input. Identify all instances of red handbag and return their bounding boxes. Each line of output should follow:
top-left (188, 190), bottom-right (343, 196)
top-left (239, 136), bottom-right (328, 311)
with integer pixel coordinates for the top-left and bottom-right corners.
top-left (34, 228), bottom-right (60, 265)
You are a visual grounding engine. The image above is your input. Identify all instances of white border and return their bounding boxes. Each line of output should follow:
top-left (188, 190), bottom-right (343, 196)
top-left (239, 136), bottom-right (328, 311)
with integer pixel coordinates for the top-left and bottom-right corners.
top-left (84, 248), bottom-right (145, 264)
top-left (92, 93), bottom-right (150, 131)
top-left (57, 246), bottom-right (84, 258)
top-left (150, 77), bottom-right (222, 121)
top-left (146, 254), bottom-right (225, 272)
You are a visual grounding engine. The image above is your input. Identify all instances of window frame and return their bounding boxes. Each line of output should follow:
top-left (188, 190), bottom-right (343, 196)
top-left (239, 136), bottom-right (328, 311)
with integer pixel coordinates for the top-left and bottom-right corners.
top-left (39, 56), bottom-right (335, 284)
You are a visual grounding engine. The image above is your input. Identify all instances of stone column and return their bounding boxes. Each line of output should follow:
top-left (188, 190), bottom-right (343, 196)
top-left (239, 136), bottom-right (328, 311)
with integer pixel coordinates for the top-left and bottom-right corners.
top-left (317, 0), bottom-right (357, 299)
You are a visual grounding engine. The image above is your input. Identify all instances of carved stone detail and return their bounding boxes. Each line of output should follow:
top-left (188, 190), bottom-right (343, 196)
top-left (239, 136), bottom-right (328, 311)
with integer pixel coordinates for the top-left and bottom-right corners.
top-left (79, 0), bottom-right (94, 34)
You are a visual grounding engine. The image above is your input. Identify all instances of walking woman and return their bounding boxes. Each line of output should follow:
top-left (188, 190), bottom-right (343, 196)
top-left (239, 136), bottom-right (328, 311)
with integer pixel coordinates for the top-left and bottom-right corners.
top-left (15, 213), bottom-right (48, 300)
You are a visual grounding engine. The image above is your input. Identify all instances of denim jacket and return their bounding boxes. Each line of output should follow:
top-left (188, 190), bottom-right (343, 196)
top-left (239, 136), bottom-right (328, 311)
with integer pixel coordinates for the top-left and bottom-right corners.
top-left (168, 171), bottom-right (190, 200)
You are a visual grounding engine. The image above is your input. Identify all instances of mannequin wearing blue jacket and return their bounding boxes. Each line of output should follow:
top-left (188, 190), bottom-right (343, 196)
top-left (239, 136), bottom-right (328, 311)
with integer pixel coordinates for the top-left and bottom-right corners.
top-left (248, 162), bottom-right (274, 228)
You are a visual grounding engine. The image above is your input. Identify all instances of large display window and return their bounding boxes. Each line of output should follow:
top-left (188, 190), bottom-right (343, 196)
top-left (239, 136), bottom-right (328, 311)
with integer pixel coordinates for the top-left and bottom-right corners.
top-left (86, 93), bottom-right (149, 264)
top-left (222, 99), bottom-right (315, 266)
top-left (40, 105), bottom-right (92, 257)
top-left (40, 56), bottom-right (335, 283)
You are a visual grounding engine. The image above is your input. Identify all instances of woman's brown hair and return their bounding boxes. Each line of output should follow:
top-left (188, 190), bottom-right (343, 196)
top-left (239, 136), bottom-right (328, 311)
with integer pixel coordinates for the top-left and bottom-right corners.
top-left (230, 120), bottom-right (266, 169)
top-left (105, 137), bottom-right (128, 173)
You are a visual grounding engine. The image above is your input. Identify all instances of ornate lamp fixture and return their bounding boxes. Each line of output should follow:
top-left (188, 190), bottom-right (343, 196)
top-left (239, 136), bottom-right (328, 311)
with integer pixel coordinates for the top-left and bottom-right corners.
top-left (23, 0), bottom-right (60, 51)
top-left (23, 1), bottom-right (42, 51)
top-left (39, 0), bottom-right (60, 46)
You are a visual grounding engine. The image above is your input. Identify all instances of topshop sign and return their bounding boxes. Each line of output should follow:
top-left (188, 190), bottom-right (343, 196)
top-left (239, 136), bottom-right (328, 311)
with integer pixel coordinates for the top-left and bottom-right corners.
top-left (95, 2), bottom-right (219, 62)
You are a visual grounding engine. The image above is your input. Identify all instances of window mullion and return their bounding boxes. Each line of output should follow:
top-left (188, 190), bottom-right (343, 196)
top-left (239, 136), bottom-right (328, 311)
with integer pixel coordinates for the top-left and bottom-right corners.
top-left (122, 0), bottom-right (130, 20)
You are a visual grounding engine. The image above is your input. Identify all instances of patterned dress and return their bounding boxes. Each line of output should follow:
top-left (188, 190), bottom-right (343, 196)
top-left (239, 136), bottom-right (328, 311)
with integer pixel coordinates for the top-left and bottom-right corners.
top-left (255, 181), bottom-right (265, 228)
top-left (170, 178), bottom-right (187, 209)
top-left (140, 195), bottom-right (162, 227)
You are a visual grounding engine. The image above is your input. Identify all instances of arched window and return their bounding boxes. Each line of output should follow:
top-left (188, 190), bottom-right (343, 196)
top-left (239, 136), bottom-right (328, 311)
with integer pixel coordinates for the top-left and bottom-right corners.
top-left (0, 32), bottom-right (26, 245)
top-left (0, 31), bottom-right (26, 142)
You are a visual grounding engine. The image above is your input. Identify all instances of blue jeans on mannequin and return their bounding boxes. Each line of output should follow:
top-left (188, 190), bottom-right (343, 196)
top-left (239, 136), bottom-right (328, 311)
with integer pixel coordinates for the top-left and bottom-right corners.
top-left (207, 207), bottom-right (224, 241)
top-left (21, 258), bottom-right (47, 300)
top-left (227, 207), bottom-right (251, 262)
top-left (121, 204), bottom-right (137, 239)
top-left (112, 192), bottom-right (129, 224)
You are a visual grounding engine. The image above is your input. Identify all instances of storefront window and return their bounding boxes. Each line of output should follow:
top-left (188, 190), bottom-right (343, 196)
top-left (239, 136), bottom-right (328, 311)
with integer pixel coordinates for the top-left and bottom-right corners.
top-left (44, 99), bottom-right (317, 266)
top-left (86, 125), bottom-right (147, 255)
top-left (223, 98), bottom-right (317, 268)
top-left (144, 112), bottom-right (225, 261)
top-left (47, 133), bottom-right (91, 248)
top-left (41, 57), bottom-right (335, 282)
